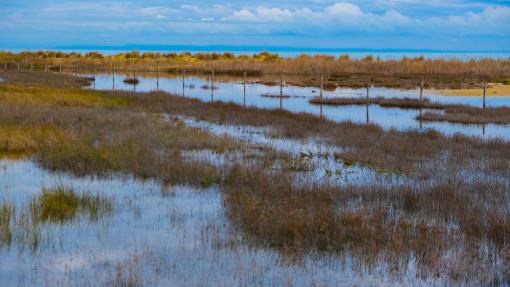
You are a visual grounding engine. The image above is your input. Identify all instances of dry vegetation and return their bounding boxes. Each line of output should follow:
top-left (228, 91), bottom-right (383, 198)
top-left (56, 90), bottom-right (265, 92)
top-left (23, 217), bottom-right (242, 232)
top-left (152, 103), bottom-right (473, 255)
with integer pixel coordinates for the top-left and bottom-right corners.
top-left (310, 96), bottom-right (510, 124)
top-left (2, 50), bottom-right (510, 89)
top-left (222, 165), bottom-right (510, 284)
top-left (0, 73), bottom-right (238, 186)
top-left (418, 105), bottom-right (510, 124)
top-left (1, 71), bottom-right (509, 285)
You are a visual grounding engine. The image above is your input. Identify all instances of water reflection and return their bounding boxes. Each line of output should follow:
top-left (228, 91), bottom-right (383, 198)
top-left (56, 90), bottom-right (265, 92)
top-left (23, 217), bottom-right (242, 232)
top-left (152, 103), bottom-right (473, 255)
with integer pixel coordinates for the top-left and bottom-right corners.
top-left (85, 72), bottom-right (510, 140)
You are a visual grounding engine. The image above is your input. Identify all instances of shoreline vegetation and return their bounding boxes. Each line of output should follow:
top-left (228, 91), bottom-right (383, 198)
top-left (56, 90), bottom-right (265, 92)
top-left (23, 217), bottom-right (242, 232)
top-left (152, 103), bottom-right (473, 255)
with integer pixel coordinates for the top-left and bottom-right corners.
top-left (0, 70), bottom-right (509, 285)
top-left (1, 50), bottom-right (509, 90)
top-left (309, 96), bottom-right (510, 124)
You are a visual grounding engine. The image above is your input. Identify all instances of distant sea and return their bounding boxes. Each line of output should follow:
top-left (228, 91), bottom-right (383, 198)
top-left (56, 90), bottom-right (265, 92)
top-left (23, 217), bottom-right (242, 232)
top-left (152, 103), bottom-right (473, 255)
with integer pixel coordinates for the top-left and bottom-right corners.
top-left (5, 45), bottom-right (510, 60)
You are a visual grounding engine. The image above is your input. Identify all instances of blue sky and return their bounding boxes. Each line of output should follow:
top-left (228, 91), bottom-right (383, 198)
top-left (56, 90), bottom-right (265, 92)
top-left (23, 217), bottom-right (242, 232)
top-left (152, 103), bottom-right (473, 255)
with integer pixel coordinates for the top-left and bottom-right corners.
top-left (1, 0), bottom-right (509, 50)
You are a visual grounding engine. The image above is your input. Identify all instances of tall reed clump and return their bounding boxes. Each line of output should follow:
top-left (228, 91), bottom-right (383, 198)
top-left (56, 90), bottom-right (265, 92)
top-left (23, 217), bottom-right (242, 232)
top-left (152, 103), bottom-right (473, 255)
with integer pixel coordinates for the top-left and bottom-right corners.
top-left (0, 202), bottom-right (15, 248)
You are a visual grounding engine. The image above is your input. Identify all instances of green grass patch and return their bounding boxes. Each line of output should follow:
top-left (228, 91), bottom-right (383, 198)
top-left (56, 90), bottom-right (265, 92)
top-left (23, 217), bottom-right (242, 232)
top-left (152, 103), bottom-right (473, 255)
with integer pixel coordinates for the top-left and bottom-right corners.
top-left (0, 84), bottom-right (127, 107)
top-left (30, 185), bottom-right (113, 223)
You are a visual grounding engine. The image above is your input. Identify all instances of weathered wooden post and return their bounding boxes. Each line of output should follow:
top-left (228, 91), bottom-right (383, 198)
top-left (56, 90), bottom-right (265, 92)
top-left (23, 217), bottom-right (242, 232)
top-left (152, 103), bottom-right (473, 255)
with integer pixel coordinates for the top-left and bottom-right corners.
top-left (156, 64), bottom-right (159, 92)
top-left (211, 70), bottom-right (215, 95)
top-left (44, 63), bottom-right (47, 73)
top-left (112, 65), bottom-right (115, 92)
top-left (367, 76), bottom-right (371, 99)
top-left (17, 63), bottom-right (20, 72)
top-left (3, 62), bottom-right (6, 70)
top-left (243, 72), bottom-right (247, 108)
top-left (92, 63), bottom-right (96, 90)
top-left (30, 63), bottom-right (33, 72)
top-left (75, 63), bottom-right (78, 77)
top-left (59, 63), bottom-right (62, 73)
top-left (280, 73), bottom-right (284, 109)
top-left (133, 61), bottom-right (136, 79)
top-left (366, 104), bottom-right (370, 124)
top-left (420, 77), bottom-right (424, 101)
top-left (483, 82), bottom-right (487, 109)
top-left (182, 69), bottom-right (185, 97)
top-left (320, 73), bottom-right (324, 99)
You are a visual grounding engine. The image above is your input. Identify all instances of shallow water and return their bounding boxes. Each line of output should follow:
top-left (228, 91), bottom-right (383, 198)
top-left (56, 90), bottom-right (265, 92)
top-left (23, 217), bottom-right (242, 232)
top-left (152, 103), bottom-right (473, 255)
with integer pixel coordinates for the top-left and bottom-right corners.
top-left (0, 159), bottom-right (443, 286)
top-left (86, 72), bottom-right (510, 140)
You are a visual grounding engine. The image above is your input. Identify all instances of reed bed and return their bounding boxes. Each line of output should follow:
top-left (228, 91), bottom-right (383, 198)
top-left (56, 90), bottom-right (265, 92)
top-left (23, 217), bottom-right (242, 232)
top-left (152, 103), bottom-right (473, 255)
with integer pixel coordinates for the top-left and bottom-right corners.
top-left (418, 106), bottom-right (510, 124)
top-left (310, 96), bottom-right (510, 124)
top-left (2, 51), bottom-right (509, 89)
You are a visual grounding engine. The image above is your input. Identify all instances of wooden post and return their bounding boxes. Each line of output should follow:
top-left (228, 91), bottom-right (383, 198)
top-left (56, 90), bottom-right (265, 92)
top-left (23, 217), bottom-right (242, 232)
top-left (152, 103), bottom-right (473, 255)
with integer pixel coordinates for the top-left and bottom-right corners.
top-left (30, 63), bottom-right (33, 72)
top-left (367, 76), bottom-right (371, 99)
top-left (420, 77), bottom-right (424, 101)
top-left (320, 73), bottom-right (324, 99)
top-left (3, 62), bottom-right (6, 70)
top-left (211, 70), bottom-right (215, 94)
top-left (112, 65), bottom-right (115, 91)
top-left (483, 82), bottom-right (487, 109)
top-left (92, 63), bottom-right (96, 90)
top-left (366, 104), bottom-right (370, 124)
top-left (75, 64), bottom-right (78, 77)
top-left (17, 63), bottom-right (20, 72)
top-left (156, 64), bottom-right (159, 92)
top-left (59, 64), bottom-right (62, 73)
top-left (44, 63), bottom-right (47, 73)
top-left (243, 72), bottom-right (247, 108)
top-left (182, 70), bottom-right (185, 97)
top-left (280, 73), bottom-right (283, 109)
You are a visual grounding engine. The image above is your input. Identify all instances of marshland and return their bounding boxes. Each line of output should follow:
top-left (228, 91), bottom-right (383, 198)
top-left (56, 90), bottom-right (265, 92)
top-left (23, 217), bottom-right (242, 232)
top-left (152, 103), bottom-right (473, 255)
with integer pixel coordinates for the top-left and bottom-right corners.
top-left (0, 51), bottom-right (509, 286)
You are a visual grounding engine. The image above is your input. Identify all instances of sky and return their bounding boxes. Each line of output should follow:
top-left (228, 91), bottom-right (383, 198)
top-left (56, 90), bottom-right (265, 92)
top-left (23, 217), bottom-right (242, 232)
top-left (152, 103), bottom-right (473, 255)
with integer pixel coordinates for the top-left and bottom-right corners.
top-left (1, 0), bottom-right (510, 51)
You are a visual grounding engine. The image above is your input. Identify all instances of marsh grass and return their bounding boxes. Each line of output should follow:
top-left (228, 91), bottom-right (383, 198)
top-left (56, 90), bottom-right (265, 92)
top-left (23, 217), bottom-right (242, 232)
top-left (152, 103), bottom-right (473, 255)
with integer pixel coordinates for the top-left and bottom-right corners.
top-left (1, 73), bottom-right (509, 284)
top-left (122, 90), bottom-right (510, 180)
top-left (310, 96), bottom-right (510, 124)
top-left (0, 84), bottom-right (238, 185)
top-left (0, 84), bottom-right (126, 107)
top-left (30, 185), bottom-right (113, 223)
top-left (0, 202), bottom-right (15, 247)
top-left (222, 164), bottom-right (510, 284)
top-left (418, 106), bottom-right (510, 124)
top-left (309, 96), bottom-right (446, 109)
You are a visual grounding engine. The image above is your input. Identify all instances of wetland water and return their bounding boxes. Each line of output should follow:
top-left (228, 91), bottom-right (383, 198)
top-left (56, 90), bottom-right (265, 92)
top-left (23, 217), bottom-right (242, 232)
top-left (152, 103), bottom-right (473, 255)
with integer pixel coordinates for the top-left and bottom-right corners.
top-left (86, 72), bottom-right (510, 140)
top-left (0, 160), bottom-right (437, 286)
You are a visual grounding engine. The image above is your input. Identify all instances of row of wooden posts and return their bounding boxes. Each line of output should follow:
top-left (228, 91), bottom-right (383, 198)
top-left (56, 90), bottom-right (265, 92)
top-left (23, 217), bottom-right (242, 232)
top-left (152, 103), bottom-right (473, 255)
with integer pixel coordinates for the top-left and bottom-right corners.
top-left (2, 62), bottom-right (490, 110)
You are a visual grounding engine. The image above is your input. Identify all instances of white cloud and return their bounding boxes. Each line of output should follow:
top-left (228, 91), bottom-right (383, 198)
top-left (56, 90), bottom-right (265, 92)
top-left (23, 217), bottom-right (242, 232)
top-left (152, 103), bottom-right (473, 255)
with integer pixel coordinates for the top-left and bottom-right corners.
top-left (325, 2), bottom-right (363, 16)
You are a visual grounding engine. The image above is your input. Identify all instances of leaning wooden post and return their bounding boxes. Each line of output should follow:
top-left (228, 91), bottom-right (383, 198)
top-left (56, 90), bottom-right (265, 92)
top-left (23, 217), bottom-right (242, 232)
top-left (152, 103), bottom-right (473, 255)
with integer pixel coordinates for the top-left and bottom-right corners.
top-left (243, 72), bottom-right (247, 108)
top-left (483, 82), bottom-right (487, 109)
